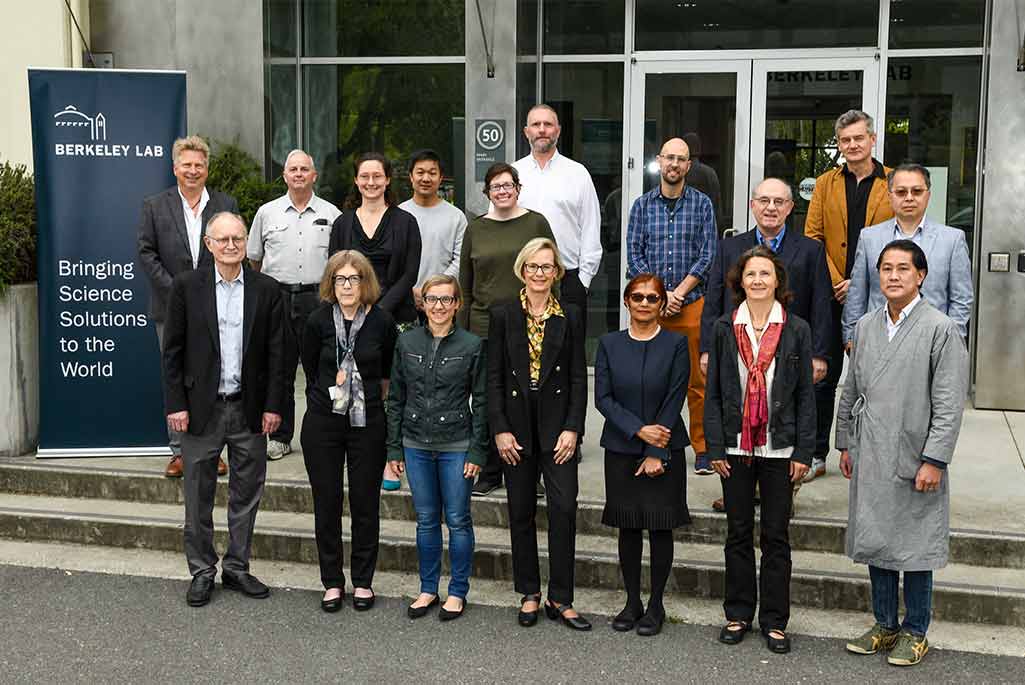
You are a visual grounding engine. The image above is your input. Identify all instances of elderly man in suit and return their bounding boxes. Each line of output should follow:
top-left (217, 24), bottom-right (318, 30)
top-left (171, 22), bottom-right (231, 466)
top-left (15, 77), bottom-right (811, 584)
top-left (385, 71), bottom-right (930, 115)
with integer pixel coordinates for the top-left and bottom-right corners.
top-left (138, 135), bottom-right (240, 478)
top-left (842, 163), bottom-right (973, 344)
top-left (700, 177), bottom-right (832, 509)
top-left (163, 211), bottom-right (285, 607)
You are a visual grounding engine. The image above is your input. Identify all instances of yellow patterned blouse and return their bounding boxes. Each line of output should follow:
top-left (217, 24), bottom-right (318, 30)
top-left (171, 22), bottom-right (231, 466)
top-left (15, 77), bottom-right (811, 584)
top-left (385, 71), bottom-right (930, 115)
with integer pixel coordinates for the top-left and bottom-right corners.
top-left (519, 288), bottom-right (564, 387)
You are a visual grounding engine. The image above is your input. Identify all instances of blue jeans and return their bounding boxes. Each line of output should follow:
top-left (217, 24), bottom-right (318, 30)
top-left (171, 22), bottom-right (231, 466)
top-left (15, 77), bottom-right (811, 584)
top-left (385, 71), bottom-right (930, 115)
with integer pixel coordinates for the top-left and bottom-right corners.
top-left (403, 448), bottom-right (475, 598)
top-left (868, 565), bottom-right (933, 636)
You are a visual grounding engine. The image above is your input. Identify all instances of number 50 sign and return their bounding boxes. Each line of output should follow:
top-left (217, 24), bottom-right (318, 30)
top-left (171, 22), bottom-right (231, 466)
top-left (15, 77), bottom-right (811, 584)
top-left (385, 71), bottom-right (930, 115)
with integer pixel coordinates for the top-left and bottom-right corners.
top-left (474, 119), bottom-right (506, 181)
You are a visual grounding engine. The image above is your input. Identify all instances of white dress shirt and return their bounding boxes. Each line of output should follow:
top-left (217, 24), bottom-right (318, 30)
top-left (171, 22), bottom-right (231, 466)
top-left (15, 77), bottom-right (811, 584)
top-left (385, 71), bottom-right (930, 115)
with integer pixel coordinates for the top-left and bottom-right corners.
top-left (513, 150), bottom-right (603, 288)
top-left (886, 294), bottom-right (921, 341)
top-left (178, 187), bottom-right (209, 268)
top-left (215, 266), bottom-right (245, 395)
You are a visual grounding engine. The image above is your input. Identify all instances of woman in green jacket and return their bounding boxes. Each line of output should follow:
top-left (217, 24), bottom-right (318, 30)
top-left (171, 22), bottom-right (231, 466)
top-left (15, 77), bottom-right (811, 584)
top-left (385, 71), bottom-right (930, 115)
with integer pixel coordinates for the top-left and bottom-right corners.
top-left (386, 274), bottom-right (488, 621)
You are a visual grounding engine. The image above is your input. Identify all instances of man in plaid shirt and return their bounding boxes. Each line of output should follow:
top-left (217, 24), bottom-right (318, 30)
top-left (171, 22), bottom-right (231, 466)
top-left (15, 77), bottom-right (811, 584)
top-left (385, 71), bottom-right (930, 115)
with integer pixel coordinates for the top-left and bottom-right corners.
top-left (627, 137), bottom-right (718, 474)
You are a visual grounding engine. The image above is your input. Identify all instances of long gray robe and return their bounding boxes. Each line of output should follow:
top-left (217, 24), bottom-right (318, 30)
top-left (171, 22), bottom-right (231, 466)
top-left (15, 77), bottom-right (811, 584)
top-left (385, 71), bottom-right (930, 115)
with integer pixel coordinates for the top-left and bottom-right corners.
top-left (835, 300), bottom-right (968, 571)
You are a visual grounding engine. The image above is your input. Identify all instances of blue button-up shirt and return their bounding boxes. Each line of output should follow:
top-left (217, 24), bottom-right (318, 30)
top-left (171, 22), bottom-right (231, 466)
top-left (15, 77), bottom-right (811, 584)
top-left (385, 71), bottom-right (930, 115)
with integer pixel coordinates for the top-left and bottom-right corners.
top-left (626, 185), bottom-right (717, 304)
top-left (215, 267), bottom-right (244, 395)
top-left (755, 226), bottom-right (786, 252)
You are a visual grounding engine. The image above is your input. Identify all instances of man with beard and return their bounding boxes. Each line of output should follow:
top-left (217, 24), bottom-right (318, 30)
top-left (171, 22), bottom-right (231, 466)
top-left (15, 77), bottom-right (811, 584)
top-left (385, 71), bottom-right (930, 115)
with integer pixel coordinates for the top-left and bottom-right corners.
top-left (627, 137), bottom-right (717, 474)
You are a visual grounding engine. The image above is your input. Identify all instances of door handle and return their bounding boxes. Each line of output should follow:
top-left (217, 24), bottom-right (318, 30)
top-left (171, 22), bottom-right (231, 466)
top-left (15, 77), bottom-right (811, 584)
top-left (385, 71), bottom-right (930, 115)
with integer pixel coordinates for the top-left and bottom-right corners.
top-left (722, 228), bottom-right (738, 238)
top-left (1018, 251), bottom-right (1025, 274)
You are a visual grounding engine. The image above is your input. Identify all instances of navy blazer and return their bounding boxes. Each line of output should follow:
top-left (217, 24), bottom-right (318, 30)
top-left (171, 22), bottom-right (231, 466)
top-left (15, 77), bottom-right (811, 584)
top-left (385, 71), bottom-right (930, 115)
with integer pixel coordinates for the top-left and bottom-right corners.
top-left (699, 228), bottom-right (832, 361)
top-left (594, 328), bottom-right (690, 462)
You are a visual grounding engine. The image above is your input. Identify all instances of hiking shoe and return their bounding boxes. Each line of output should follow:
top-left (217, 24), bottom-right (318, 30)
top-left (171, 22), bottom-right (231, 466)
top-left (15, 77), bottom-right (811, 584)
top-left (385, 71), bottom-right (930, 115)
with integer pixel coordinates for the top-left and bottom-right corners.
top-left (887, 632), bottom-right (929, 666)
top-left (846, 623), bottom-right (900, 655)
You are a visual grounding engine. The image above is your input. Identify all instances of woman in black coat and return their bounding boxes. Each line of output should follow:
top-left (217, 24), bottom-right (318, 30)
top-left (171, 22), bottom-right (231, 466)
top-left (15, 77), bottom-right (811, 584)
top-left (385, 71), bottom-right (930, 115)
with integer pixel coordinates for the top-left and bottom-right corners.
top-left (595, 273), bottom-right (691, 637)
top-left (487, 237), bottom-right (590, 631)
top-left (705, 245), bottom-right (815, 654)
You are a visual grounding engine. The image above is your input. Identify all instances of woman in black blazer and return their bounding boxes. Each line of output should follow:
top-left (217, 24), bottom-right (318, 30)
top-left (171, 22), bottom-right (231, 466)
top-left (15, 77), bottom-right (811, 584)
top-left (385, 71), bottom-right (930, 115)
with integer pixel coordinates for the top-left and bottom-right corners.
top-left (487, 237), bottom-right (590, 631)
top-left (705, 245), bottom-right (815, 654)
top-left (595, 273), bottom-right (691, 637)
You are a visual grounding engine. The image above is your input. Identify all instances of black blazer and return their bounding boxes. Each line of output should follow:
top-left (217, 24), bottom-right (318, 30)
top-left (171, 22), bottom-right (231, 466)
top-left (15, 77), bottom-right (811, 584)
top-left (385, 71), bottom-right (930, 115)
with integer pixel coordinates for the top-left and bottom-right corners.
top-left (329, 206), bottom-right (422, 323)
top-left (137, 186), bottom-right (239, 323)
top-left (487, 300), bottom-right (587, 454)
top-left (594, 329), bottom-right (690, 462)
top-left (162, 265), bottom-right (286, 436)
top-left (699, 228), bottom-right (832, 361)
top-left (703, 311), bottom-right (816, 465)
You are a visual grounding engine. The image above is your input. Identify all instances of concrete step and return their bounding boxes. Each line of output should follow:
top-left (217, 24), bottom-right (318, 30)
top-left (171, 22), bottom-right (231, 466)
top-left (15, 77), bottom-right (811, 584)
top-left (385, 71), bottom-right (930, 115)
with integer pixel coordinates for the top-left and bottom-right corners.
top-left (2, 461), bottom-right (1023, 569)
top-left (0, 492), bottom-right (1023, 627)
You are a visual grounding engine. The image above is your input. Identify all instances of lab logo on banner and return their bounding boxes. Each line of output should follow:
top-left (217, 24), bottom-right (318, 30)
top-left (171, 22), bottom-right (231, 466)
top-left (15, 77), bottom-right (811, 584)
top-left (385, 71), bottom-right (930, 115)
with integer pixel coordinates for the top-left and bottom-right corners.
top-left (54, 105), bottom-right (107, 141)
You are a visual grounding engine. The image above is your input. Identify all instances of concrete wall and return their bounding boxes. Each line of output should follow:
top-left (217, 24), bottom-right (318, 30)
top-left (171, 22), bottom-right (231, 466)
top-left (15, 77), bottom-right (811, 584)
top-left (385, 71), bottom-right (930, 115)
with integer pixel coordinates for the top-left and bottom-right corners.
top-left (89, 0), bottom-right (264, 165)
top-left (0, 0), bottom-right (91, 170)
top-left (0, 285), bottom-right (40, 457)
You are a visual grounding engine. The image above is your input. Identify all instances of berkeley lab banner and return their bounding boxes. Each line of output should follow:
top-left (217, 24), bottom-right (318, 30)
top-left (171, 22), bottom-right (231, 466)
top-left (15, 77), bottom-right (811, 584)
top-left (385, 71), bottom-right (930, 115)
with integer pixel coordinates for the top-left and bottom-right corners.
top-left (29, 69), bottom-right (186, 456)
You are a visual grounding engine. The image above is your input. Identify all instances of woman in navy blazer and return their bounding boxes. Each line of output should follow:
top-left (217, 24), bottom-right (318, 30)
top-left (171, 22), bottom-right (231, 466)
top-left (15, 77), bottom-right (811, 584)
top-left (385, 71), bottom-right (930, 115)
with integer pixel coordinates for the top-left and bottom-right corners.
top-left (595, 273), bottom-right (691, 637)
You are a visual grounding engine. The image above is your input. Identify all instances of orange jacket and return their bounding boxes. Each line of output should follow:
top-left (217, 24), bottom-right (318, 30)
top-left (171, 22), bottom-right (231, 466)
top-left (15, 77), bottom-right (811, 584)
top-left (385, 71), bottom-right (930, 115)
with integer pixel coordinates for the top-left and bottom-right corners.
top-left (804, 164), bottom-right (894, 285)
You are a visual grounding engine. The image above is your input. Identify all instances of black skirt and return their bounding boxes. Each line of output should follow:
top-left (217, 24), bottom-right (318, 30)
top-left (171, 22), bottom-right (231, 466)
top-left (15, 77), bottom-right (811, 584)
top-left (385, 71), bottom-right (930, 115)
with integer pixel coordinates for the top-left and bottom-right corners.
top-left (602, 449), bottom-right (691, 530)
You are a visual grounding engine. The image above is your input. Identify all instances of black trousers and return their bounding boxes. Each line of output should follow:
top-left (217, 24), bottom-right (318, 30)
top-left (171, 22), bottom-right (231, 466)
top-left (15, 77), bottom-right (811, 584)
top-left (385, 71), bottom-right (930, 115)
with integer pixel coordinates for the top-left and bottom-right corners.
top-left (300, 409), bottom-right (386, 589)
top-left (814, 299), bottom-right (845, 459)
top-left (721, 455), bottom-right (793, 632)
top-left (560, 268), bottom-right (589, 319)
top-left (274, 288), bottom-right (319, 444)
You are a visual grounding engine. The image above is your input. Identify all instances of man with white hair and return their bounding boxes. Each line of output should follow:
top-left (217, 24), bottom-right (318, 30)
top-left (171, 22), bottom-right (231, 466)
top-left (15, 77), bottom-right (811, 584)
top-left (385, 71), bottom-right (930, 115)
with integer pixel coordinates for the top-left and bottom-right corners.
top-left (249, 149), bottom-right (341, 459)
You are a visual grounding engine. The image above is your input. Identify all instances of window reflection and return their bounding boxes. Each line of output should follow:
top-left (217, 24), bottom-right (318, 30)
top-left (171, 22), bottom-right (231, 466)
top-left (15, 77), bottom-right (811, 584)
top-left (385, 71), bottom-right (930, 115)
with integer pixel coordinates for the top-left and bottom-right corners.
top-left (889, 0), bottom-right (984, 49)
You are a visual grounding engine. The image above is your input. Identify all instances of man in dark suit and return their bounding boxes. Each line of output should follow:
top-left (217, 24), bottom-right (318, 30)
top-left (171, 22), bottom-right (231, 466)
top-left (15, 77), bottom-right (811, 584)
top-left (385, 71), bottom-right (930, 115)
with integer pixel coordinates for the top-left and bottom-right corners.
top-left (163, 211), bottom-right (285, 607)
top-left (699, 177), bottom-right (832, 509)
top-left (138, 135), bottom-right (239, 478)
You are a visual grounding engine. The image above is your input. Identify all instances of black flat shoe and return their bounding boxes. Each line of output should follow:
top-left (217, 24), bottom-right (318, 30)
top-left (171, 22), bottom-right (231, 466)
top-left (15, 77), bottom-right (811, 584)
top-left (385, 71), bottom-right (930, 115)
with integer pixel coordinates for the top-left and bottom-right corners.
top-left (352, 589), bottom-right (376, 611)
top-left (719, 621), bottom-right (751, 645)
top-left (636, 609), bottom-right (665, 637)
top-left (321, 589), bottom-right (344, 613)
top-left (407, 595), bottom-right (439, 619)
top-left (612, 603), bottom-right (645, 632)
top-left (222, 571), bottom-right (270, 598)
top-left (544, 601), bottom-right (592, 631)
top-left (186, 574), bottom-right (215, 607)
top-left (762, 627), bottom-right (791, 654)
top-left (518, 593), bottom-right (541, 627)
top-left (439, 598), bottom-right (465, 622)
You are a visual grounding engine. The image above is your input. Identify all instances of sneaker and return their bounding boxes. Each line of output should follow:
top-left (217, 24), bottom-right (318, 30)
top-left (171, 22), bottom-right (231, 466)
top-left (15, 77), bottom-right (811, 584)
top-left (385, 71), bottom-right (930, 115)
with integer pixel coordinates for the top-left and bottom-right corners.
top-left (267, 440), bottom-right (291, 461)
top-left (887, 631), bottom-right (929, 666)
top-left (845, 623), bottom-right (900, 655)
top-left (803, 457), bottom-right (826, 482)
top-left (471, 479), bottom-right (501, 497)
top-left (694, 453), bottom-right (714, 475)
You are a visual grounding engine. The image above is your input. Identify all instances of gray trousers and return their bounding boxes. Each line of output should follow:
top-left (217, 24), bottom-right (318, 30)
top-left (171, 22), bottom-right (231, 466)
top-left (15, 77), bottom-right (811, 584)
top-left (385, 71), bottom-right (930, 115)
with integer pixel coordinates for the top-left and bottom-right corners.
top-left (155, 321), bottom-right (182, 456)
top-left (181, 398), bottom-right (268, 578)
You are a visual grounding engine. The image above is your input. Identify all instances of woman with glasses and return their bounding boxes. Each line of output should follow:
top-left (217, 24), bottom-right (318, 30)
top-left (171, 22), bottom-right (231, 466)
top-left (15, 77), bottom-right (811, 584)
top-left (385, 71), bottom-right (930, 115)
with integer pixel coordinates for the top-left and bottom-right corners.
top-left (458, 162), bottom-right (557, 496)
top-left (385, 274), bottom-right (487, 622)
top-left (595, 273), bottom-right (691, 637)
top-left (300, 250), bottom-right (398, 613)
top-left (488, 237), bottom-right (590, 631)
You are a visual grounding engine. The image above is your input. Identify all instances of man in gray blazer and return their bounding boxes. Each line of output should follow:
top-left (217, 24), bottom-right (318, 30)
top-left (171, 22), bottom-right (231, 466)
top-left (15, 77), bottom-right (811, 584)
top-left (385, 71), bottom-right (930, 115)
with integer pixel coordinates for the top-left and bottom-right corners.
top-left (138, 135), bottom-right (239, 478)
top-left (842, 163), bottom-right (973, 344)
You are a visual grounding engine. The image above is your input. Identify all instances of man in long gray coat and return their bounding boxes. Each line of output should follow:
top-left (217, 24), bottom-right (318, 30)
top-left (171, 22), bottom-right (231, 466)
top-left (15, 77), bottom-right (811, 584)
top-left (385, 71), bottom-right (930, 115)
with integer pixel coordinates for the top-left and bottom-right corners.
top-left (836, 239), bottom-right (968, 667)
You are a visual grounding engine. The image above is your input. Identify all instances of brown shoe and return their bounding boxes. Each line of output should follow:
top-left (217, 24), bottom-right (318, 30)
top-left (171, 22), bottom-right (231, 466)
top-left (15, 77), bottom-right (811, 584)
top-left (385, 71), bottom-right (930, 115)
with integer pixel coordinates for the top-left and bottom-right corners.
top-left (164, 455), bottom-right (184, 478)
top-left (217, 457), bottom-right (228, 476)
top-left (712, 497), bottom-right (725, 512)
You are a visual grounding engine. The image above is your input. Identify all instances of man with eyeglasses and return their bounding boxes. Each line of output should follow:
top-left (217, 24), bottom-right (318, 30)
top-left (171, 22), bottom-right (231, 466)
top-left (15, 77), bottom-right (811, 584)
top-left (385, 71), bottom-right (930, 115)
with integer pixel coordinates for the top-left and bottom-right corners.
top-left (842, 163), bottom-right (972, 345)
top-left (138, 135), bottom-right (239, 478)
top-left (803, 110), bottom-right (894, 483)
top-left (627, 137), bottom-right (717, 475)
top-left (248, 149), bottom-right (341, 461)
top-left (699, 177), bottom-right (832, 510)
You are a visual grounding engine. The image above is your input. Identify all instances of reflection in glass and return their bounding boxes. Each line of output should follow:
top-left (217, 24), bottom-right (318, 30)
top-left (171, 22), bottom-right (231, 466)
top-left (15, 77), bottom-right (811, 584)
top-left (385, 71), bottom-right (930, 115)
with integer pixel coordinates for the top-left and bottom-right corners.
top-left (518, 0), bottom-right (538, 55)
top-left (264, 0), bottom-right (296, 57)
top-left (542, 0), bottom-right (625, 54)
top-left (889, 0), bottom-right (984, 49)
top-left (265, 63), bottom-right (298, 178)
top-left (303, 0), bottom-right (464, 57)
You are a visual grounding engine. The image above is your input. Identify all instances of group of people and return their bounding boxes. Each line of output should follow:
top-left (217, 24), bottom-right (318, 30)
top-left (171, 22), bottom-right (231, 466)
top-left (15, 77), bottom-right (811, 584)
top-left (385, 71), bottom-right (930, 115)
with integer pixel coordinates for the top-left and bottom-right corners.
top-left (136, 105), bottom-right (971, 666)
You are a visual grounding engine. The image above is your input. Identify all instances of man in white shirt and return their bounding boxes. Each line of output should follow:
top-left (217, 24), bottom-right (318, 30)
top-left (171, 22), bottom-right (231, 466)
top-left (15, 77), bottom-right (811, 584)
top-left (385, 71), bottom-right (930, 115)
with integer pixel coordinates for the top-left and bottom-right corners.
top-left (513, 104), bottom-right (603, 319)
top-left (248, 149), bottom-right (341, 459)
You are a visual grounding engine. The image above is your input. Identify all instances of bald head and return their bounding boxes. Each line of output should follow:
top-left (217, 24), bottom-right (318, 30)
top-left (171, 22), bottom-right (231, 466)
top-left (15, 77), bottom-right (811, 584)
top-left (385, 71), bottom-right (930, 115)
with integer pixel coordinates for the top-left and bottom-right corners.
top-left (657, 138), bottom-right (691, 190)
top-left (283, 148), bottom-right (317, 196)
top-left (660, 138), bottom-right (690, 159)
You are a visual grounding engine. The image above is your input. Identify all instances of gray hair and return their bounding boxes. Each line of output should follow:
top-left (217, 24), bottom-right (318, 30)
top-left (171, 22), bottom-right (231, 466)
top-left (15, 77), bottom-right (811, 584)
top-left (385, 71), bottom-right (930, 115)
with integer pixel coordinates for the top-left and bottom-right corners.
top-left (205, 211), bottom-right (247, 236)
top-left (886, 163), bottom-right (932, 191)
top-left (171, 135), bottom-right (210, 165)
top-left (752, 177), bottom-right (793, 201)
top-left (283, 148), bottom-right (316, 171)
top-left (525, 103), bottom-right (560, 126)
top-left (834, 109), bottom-right (875, 136)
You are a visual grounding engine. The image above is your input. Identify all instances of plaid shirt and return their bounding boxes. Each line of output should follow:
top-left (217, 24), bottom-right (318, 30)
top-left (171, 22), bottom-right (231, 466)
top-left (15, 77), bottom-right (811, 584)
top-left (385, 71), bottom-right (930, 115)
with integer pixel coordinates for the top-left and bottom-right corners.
top-left (626, 185), bottom-right (717, 305)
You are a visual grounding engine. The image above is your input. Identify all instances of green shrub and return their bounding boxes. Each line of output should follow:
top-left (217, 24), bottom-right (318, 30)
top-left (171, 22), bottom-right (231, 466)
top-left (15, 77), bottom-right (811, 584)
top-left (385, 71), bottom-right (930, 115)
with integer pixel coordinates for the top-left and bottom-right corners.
top-left (0, 162), bottom-right (37, 293)
top-left (205, 139), bottom-right (285, 226)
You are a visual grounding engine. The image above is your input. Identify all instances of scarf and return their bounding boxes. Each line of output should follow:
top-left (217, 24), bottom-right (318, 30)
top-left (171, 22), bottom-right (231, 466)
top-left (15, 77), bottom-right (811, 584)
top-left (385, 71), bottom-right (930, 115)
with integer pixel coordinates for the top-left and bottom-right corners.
top-left (332, 303), bottom-right (367, 426)
top-left (733, 306), bottom-right (786, 453)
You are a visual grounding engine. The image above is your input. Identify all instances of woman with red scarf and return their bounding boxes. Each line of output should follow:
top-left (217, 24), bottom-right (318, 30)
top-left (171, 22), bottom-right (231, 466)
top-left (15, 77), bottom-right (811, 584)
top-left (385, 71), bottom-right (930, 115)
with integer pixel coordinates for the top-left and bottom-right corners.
top-left (704, 245), bottom-right (815, 654)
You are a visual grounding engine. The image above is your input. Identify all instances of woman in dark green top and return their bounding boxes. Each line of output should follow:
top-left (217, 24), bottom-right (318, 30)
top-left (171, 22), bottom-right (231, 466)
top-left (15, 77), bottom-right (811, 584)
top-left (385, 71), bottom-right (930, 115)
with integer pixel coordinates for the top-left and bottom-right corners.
top-left (386, 274), bottom-right (488, 621)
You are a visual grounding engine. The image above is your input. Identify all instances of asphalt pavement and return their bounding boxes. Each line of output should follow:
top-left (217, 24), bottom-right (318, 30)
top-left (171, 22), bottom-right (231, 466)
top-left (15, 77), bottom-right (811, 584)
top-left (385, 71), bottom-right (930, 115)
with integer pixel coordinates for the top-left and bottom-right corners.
top-left (2, 565), bottom-right (1021, 684)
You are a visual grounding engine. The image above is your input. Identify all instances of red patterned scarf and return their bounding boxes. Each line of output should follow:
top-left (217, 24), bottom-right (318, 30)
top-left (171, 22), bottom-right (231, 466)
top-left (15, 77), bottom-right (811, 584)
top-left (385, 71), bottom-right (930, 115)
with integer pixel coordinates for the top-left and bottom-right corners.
top-left (733, 306), bottom-right (786, 452)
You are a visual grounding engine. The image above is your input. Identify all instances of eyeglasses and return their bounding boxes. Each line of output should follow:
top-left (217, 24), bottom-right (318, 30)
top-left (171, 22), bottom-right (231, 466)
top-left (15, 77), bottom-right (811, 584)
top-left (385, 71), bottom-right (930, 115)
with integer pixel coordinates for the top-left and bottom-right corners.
top-left (628, 293), bottom-right (662, 304)
top-left (753, 196), bottom-right (791, 208)
top-left (206, 235), bottom-right (245, 247)
top-left (488, 182), bottom-right (517, 193)
top-left (333, 275), bottom-right (363, 287)
top-left (357, 173), bottom-right (386, 182)
top-left (424, 294), bottom-right (457, 307)
top-left (891, 187), bottom-right (928, 198)
top-left (523, 263), bottom-right (557, 275)
top-left (658, 154), bottom-right (689, 164)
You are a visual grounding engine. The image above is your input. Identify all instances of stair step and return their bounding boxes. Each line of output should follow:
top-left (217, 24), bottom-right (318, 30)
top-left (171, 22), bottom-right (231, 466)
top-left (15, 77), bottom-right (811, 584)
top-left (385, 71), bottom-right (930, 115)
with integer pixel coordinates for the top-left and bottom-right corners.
top-left (0, 492), bottom-right (1022, 627)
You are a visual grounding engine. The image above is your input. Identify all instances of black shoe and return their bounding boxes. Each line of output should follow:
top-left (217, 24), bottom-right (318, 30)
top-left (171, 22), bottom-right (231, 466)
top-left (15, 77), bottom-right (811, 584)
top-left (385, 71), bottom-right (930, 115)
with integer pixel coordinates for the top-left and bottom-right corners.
top-left (762, 627), bottom-right (791, 654)
top-left (518, 593), bottom-right (541, 627)
top-left (636, 608), bottom-right (665, 637)
top-left (472, 479), bottom-right (501, 497)
top-left (612, 603), bottom-right (644, 632)
top-left (352, 589), bottom-right (376, 611)
top-left (719, 621), bottom-right (751, 645)
top-left (222, 571), bottom-right (270, 598)
top-left (407, 595), bottom-right (439, 619)
top-left (321, 589), bottom-right (344, 613)
top-left (186, 574), bottom-right (215, 607)
top-left (439, 598), bottom-right (465, 622)
top-left (544, 601), bottom-right (592, 631)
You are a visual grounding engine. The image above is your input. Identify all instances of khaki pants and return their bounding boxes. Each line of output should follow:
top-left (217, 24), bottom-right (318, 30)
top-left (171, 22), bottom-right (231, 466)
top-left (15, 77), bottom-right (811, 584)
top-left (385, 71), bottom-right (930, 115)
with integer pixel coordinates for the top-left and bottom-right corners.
top-left (660, 296), bottom-right (706, 455)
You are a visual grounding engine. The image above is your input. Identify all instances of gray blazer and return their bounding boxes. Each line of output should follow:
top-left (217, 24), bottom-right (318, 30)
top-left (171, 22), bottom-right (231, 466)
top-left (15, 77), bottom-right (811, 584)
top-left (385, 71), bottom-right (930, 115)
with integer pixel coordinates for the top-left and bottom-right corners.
top-left (137, 186), bottom-right (239, 323)
top-left (842, 218), bottom-right (973, 342)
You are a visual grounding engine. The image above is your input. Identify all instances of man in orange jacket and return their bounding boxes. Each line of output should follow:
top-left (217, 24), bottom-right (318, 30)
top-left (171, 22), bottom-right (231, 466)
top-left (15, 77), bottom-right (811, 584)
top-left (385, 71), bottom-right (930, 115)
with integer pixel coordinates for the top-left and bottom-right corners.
top-left (803, 110), bottom-right (894, 483)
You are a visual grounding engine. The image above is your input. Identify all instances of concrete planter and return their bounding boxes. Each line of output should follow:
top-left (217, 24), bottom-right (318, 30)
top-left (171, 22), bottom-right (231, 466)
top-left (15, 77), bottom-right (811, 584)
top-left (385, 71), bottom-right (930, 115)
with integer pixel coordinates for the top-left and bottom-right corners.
top-left (0, 283), bottom-right (39, 457)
